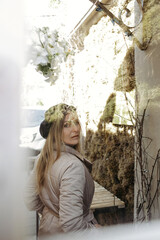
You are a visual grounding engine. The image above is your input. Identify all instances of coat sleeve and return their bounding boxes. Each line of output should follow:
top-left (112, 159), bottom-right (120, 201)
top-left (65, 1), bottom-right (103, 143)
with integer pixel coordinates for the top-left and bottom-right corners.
top-left (24, 158), bottom-right (44, 213)
top-left (59, 160), bottom-right (94, 232)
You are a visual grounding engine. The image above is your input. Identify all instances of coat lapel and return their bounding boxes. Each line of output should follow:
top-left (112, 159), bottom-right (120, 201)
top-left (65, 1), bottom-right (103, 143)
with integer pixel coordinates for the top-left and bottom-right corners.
top-left (61, 145), bottom-right (92, 173)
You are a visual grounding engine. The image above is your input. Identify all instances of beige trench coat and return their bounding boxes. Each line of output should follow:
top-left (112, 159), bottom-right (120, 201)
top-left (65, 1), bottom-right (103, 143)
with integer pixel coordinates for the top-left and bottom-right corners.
top-left (24, 145), bottom-right (97, 237)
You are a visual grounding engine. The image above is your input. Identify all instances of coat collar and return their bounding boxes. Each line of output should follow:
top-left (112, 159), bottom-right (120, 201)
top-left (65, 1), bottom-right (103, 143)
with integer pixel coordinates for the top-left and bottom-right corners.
top-left (61, 144), bottom-right (92, 173)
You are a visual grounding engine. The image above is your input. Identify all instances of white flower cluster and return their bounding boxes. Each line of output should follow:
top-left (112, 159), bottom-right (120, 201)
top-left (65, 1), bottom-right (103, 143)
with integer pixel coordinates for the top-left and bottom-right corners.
top-left (31, 27), bottom-right (73, 84)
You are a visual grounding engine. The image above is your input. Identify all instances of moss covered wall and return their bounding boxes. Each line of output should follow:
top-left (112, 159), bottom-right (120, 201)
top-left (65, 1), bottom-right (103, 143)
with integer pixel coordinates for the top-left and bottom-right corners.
top-left (71, 1), bottom-right (136, 225)
top-left (71, 2), bottom-right (133, 131)
top-left (85, 123), bottom-right (134, 224)
top-left (143, 0), bottom-right (160, 43)
top-left (62, 0), bottom-right (160, 224)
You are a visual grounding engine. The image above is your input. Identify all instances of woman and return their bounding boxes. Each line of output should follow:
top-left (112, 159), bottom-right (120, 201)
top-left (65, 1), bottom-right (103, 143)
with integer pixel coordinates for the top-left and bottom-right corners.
top-left (24, 103), bottom-right (98, 238)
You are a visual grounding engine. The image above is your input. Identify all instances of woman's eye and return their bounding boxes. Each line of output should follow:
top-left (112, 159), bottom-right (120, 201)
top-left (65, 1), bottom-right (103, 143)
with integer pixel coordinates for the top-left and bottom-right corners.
top-left (64, 120), bottom-right (80, 128)
top-left (64, 122), bottom-right (71, 128)
top-left (74, 120), bottom-right (80, 126)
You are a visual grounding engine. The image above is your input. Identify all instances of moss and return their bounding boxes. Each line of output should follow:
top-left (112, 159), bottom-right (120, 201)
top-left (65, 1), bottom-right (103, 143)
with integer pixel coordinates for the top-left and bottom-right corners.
top-left (143, 1), bottom-right (160, 43)
top-left (85, 127), bottom-right (134, 223)
top-left (100, 93), bottom-right (116, 124)
top-left (114, 47), bottom-right (135, 92)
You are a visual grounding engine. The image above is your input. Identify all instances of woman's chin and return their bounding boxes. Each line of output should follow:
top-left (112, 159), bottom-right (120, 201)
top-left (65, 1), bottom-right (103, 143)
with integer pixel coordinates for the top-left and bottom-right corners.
top-left (65, 141), bottom-right (79, 147)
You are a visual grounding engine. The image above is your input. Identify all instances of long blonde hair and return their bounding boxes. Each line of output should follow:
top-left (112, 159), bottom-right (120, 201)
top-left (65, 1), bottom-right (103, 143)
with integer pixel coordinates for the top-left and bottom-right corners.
top-left (36, 104), bottom-right (80, 193)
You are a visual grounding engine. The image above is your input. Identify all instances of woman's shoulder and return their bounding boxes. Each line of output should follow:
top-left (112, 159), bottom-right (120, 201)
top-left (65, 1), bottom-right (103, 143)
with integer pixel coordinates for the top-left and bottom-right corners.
top-left (52, 151), bottom-right (84, 173)
top-left (50, 152), bottom-right (84, 179)
top-left (58, 151), bottom-right (83, 167)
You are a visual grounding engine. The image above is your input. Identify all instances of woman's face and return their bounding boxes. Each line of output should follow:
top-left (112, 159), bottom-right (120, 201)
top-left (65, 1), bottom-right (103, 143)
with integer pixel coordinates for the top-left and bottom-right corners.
top-left (62, 112), bottom-right (81, 146)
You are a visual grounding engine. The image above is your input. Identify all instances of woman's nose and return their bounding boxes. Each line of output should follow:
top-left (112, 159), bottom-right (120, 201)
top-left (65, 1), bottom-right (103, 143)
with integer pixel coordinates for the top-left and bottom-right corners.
top-left (72, 123), bottom-right (79, 131)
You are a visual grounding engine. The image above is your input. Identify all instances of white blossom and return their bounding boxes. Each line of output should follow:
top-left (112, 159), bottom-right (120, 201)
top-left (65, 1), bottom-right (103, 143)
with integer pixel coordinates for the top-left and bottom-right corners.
top-left (34, 55), bottom-right (48, 66)
top-left (31, 27), bottom-right (73, 84)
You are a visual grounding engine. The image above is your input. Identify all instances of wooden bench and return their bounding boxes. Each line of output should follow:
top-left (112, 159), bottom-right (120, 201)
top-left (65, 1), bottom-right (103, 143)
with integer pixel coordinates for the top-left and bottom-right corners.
top-left (91, 181), bottom-right (125, 209)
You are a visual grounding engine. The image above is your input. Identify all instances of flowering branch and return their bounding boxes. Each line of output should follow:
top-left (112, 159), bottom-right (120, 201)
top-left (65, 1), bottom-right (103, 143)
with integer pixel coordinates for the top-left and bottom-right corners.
top-left (31, 27), bottom-right (74, 84)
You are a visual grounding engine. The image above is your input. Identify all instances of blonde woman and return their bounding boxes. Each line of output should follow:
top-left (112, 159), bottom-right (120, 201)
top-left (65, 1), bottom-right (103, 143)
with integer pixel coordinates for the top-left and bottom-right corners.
top-left (24, 103), bottom-right (99, 238)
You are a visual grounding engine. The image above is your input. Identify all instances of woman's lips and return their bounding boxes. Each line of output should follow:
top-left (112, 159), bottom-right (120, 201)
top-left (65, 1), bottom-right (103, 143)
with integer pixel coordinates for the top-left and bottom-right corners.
top-left (71, 135), bottom-right (79, 139)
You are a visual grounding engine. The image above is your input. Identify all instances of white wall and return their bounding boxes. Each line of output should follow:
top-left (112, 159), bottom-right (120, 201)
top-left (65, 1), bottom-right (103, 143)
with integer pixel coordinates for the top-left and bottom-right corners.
top-left (134, 36), bottom-right (160, 220)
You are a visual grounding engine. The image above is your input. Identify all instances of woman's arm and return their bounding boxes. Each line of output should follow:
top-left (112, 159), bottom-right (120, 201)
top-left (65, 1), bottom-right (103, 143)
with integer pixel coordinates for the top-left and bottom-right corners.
top-left (24, 158), bottom-right (44, 213)
top-left (58, 160), bottom-right (94, 232)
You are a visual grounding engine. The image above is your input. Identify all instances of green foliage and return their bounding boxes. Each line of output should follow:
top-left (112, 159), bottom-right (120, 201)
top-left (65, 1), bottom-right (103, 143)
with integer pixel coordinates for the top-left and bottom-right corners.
top-left (84, 126), bottom-right (134, 223)
top-left (100, 93), bottom-right (116, 123)
top-left (114, 47), bottom-right (135, 92)
top-left (37, 63), bottom-right (51, 76)
top-left (143, 0), bottom-right (160, 43)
